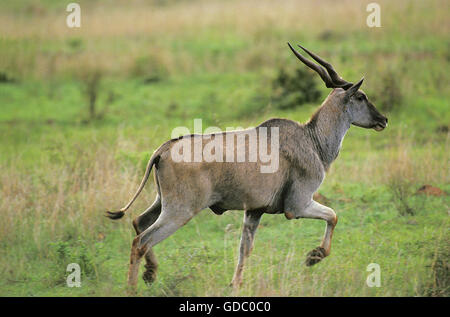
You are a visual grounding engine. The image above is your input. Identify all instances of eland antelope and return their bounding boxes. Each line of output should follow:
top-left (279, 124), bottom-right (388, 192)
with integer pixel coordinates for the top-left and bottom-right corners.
top-left (106, 43), bottom-right (388, 289)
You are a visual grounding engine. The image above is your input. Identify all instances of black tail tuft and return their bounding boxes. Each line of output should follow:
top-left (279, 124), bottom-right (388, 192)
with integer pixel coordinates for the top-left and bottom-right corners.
top-left (105, 210), bottom-right (125, 220)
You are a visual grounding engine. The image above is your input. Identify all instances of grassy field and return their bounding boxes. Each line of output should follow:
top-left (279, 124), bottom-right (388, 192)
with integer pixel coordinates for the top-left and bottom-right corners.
top-left (0, 0), bottom-right (449, 297)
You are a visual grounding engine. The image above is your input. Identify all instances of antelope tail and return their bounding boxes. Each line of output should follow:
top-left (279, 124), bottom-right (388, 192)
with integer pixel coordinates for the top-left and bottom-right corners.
top-left (105, 152), bottom-right (160, 220)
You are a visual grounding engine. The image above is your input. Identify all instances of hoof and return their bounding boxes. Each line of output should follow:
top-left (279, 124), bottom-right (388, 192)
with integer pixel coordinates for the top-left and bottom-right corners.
top-left (142, 266), bottom-right (157, 286)
top-left (305, 247), bottom-right (327, 266)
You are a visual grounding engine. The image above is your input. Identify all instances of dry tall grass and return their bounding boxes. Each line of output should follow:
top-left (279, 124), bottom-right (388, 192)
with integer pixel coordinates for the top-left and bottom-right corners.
top-left (0, 143), bottom-right (157, 249)
top-left (328, 132), bottom-right (450, 186)
top-left (0, 0), bottom-right (448, 79)
top-left (1, 128), bottom-right (447, 249)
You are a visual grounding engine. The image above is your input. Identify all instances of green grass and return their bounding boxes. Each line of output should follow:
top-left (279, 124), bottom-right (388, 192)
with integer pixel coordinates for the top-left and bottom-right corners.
top-left (1, 183), bottom-right (448, 296)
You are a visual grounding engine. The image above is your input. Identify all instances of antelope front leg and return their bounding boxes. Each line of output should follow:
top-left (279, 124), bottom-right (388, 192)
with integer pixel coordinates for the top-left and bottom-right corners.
top-left (230, 210), bottom-right (263, 288)
top-left (298, 200), bottom-right (337, 266)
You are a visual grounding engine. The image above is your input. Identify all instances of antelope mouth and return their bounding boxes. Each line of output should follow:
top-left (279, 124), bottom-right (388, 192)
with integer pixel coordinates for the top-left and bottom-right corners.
top-left (373, 122), bottom-right (387, 131)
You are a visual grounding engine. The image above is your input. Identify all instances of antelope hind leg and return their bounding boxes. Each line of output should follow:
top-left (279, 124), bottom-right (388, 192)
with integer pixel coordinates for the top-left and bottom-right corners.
top-left (132, 197), bottom-right (162, 285)
top-left (128, 204), bottom-right (198, 289)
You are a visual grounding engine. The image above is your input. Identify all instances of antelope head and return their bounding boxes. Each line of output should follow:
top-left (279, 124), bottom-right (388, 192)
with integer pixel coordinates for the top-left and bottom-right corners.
top-left (287, 43), bottom-right (388, 132)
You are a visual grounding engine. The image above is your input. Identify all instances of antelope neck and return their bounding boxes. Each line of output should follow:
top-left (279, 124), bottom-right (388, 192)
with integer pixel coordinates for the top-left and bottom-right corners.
top-left (306, 103), bottom-right (351, 170)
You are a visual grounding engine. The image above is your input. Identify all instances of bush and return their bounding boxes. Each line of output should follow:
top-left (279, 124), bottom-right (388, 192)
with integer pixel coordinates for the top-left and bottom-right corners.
top-left (0, 71), bottom-right (16, 84)
top-left (271, 67), bottom-right (321, 110)
top-left (77, 68), bottom-right (106, 122)
top-left (49, 238), bottom-right (108, 283)
top-left (129, 52), bottom-right (169, 82)
top-left (387, 176), bottom-right (416, 216)
top-left (370, 70), bottom-right (403, 112)
top-left (386, 141), bottom-right (419, 216)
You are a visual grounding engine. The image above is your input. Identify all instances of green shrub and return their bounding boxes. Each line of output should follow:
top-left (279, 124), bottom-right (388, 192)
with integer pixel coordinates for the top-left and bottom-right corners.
top-left (0, 71), bottom-right (16, 84)
top-left (371, 70), bottom-right (403, 112)
top-left (271, 67), bottom-right (321, 110)
top-left (387, 176), bottom-right (416, 216)
top-left (49, 238), bottom-right (106, 282)
top-left (129, 54), bottom-right (169, 82)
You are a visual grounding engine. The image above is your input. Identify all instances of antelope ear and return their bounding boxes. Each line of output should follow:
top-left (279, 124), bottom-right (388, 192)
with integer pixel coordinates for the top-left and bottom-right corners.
top-left (345, 77), bottom-right (364, 98)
